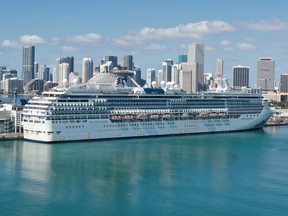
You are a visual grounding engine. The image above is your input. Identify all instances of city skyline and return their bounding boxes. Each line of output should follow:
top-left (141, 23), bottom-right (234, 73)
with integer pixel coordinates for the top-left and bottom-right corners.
top-left (1, 0), bottom-right (288, 86)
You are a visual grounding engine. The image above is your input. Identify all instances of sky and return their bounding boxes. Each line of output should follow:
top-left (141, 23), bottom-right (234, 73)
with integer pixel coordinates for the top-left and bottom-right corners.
top-left (1, 0), bottom-right (288, 87)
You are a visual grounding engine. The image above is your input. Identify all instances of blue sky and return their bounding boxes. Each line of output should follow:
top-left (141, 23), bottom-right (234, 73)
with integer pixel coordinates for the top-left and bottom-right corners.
top-left (1, 0), bottom-right (288, 86)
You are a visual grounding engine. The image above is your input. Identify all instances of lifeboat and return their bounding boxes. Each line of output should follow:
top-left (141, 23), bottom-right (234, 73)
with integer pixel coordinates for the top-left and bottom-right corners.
top-left (122, 114), bottom-right (135, 120)
top-left (150, 114), bottom-right (160, 119)
top-left (137, 113), bottom-right (148, 120)
top-left (110, 115), bottom-right (122, 121)
top-left (162, 113), bottom-right (173, 119)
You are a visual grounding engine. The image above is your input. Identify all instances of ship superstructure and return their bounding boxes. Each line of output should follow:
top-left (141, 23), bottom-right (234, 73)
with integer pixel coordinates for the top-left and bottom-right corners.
top-left (22, 70), bottom-right (273, 142)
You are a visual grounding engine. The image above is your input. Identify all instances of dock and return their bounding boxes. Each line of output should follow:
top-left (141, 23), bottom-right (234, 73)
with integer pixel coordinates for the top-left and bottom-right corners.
top-left (0, 133), bottom-right (23, 140)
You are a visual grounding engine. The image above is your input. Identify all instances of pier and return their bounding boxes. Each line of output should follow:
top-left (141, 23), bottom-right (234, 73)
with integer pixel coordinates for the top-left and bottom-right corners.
top-left (0, 133), bottom-right (23, 140)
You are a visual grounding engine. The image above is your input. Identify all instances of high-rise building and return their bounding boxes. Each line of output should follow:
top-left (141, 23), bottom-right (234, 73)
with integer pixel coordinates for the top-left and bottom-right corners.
top-left (104, 56), bottom-right (118, 69)
top-left (162, 59), bottom-right (173, 83)
top-left (2, 78), bottom-right (24, 94)
top-left (132, 66), bottom-right (141, 87)
top-left (215, 59), bottom-right (223, 78)
top-left (59, 63), bottom-right (70, 86)
top-left (280, 74), bottom-right (288, 93)
top-left (39, 65), bottom-right (50, 81)
top-left (63, 56), bottom-right (74, 73)
top-left (179, 62), bottom-right (198, 93)
top-left (82, 58), bottom-right (94, 83)
top-left (233, 65), bottom-right (249, 90)
top-left (123, 55), bottom-right (133, 70)
top-left (178, 54), bottom-right (187, 64)
top-left (34, 62), bottom-right (39, 78)
top-left (157, 69), bottom-right (163, 84)
top-left (172, 64), bottom-right (180, 85)
top-left (187, 43), bottom-right (205, 91)
top-left (146, 68), bottom-right (156, 87)
top-left (22, 46), bottom-right (35, 84)
top-left (0, 69), bottom-right (17, 81)
top-left (54, 58), bottom-right (61, 83)
top-left (55, 56), bottom-right (74, 83)
top-left (257, 58), bottom-right (275, 91)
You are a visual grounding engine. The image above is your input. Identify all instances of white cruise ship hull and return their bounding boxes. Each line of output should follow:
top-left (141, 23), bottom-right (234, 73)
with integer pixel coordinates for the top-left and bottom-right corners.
top-left (23, 109), bottom-right (272, 143)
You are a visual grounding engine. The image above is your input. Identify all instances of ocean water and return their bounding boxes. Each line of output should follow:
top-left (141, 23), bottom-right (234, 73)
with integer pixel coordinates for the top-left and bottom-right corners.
top-left (0, 126), bottom-right (287, 216)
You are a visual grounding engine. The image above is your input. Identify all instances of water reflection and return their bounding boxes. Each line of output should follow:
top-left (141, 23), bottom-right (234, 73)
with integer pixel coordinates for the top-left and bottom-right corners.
top-left (4, 136), bottom-right (237, 199)
top-left (0, 128), bottom-right (287, 215)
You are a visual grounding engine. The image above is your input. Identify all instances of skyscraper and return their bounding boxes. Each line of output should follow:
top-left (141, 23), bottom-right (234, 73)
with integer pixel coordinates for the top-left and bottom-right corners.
top-left (187, 43), bottom-right (205, 91)
top-left (34, 62), bottom-right (39, 78)
top-left (257, 58), bottom-right (275, 91)
top-left (280, 74), bottom-right (288, 93)
top-left (215, 59), bottom-right (223, 78)
top-left (104, 56), bottom-right (118, 69)
top-left (55, 56), bottom-right (74, 83)
top-left (162, 59), bottom-right (173, 83)
top-left (123, 55), bottom-right (133, 70)
top-left (39, 65), bottom-right (50, 81)
top-left (62, 56), bottom-right (74, 73)
top-left (179, 62), bottom-right (197, 93)
top-left (59, 63), bottom-right (70, 86)
top-left (172, 64), bottom-right (180, 85)
top-left (178, 54), bottom-right (187, 64)
top-left (146, 68), bottom-right (156, 87)
top-left (22, 46), bottom-right (35, 84)
top-left (233, 65), bottom-right (249, 90)
top-left (82, 58), bottom-right (94, 83)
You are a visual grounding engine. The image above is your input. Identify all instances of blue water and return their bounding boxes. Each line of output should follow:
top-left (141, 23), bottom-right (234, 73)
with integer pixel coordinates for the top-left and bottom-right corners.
top-left (0, 126), bottom-right (288, 216)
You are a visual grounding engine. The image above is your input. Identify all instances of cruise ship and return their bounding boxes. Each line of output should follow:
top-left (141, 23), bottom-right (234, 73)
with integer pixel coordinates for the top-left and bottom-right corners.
top-left (22, 70), bottom-right (273, 143)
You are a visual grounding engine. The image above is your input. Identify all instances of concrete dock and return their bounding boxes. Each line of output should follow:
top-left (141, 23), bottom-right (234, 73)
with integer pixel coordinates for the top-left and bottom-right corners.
top-left (0, 133), bottom-right (23, 140)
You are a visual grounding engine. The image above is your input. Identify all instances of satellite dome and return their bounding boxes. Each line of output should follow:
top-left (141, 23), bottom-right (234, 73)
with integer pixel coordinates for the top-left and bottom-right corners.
top-left (63, 79), bottom-right (68, 84)
top-left (73, 78), bottom-right (78, 84)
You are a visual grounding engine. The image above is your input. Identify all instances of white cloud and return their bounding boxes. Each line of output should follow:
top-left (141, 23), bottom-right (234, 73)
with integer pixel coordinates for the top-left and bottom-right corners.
top-left (1, 40), bottom-right (21, 48)
top-left (220, 40), bottom-right (232, 47)
top-left (141, 21), bottom-right (235, 39)
top-left (71, 33), bottom-right (102, 43)
top-left (205, 46), bottom-right (216, 51)
top-left (1, 35), bottom-right (46, 49)
top-left (51, 37), bottom-right (61, 45)
top-left (143, 43), bottom-right (166, 50)
top-left (223, 47), bottom-right (234, 51)
top-left (179, 44), bottom-right (188, 49)
top-left (113, 20), bottom-right (235, 48)
top-left (240, 17), bottom-right (288, 31)
top-left (62, 46), bottom-right (79, 53)
top-left (238, 43), bottom-right (257, 50)
top-left (244, 37), bottom-right (256, 42)
top-left (20, 35), bottom-right (47, 44)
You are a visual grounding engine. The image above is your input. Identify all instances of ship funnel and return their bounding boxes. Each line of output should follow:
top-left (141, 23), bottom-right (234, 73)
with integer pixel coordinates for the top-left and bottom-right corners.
top-left (222, 78), bottom-right (232, 92)
top-left (216, 78), bottom-right (223, 92)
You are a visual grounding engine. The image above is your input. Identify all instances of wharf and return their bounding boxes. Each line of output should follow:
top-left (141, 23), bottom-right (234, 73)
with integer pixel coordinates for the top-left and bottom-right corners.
top-left (0, 133), bottom-right (23, 140)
